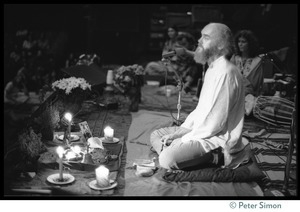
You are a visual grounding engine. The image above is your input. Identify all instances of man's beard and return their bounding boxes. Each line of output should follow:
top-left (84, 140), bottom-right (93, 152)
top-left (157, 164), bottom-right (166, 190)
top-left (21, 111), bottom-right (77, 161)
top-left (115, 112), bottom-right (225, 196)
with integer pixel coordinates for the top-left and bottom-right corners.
top-left (194, 45), bottom-right (218, 64)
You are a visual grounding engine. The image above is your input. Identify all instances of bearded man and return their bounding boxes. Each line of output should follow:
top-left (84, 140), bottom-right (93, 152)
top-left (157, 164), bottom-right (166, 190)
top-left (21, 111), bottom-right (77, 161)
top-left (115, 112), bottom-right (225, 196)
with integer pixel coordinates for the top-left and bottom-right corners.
top-left (150, 23), bottom-right (251, 170)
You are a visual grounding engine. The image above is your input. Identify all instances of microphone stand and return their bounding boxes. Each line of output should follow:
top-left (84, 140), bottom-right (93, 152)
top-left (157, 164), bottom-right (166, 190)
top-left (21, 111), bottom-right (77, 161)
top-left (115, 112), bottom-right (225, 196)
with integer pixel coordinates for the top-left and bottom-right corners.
top-left (162, 58), bottom-right (184, 126)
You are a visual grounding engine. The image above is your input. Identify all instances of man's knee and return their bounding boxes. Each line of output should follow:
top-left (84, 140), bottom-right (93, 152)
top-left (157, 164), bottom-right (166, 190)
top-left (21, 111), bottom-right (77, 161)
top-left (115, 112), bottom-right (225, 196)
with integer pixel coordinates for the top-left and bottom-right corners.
top-left (159, 151), bottom-right (176, 170)
top-left (150, 129), bottom-right (160, 137)
top-left (150, 129), bottom-right (161, 145)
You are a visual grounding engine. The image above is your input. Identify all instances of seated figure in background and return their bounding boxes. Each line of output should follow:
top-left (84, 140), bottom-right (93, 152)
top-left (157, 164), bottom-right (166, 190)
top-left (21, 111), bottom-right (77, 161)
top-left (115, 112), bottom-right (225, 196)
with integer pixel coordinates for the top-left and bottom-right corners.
top-left (162, 25), bottom-right (179, 55)
top-left (4, 69), bottom-right (29, 105)
top-left (231, 30), bottom-right (296, 117)
top-left (167, 32), bottom-right (201, 93)
top-left (4, 69), bottom-right (30, 123)
top-left (230, 30), bottom-right (263, 97)
top-left (144, 25), bottom-right (179, 76)
top-left (146, 31), bottom-right (201, 94)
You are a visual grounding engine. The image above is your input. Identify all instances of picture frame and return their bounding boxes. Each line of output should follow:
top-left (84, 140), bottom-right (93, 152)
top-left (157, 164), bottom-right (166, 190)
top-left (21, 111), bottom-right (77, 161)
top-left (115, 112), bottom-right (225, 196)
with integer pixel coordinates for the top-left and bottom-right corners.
top-left (78, 121), bottom-right (93, 141)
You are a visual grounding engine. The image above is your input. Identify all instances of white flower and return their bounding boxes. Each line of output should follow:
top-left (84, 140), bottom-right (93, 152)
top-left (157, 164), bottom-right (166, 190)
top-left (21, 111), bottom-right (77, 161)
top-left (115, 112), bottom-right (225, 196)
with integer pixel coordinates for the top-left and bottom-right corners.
top-left (124, 76), bottom-right (131, 82)
top-left (52, 77), bottom-right (91, 95)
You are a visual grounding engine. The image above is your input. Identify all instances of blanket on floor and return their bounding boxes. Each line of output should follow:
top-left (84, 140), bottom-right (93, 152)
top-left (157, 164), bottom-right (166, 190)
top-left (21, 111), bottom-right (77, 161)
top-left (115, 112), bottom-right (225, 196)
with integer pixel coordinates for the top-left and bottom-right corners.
top-left (243, 116), bottom-right (296, 196)
top-left (124, 109), bottom-right (264, 196)
top-left (139, 85), bottom-right (197, 112)
top-left (127, 109), bottom-right (185, 146)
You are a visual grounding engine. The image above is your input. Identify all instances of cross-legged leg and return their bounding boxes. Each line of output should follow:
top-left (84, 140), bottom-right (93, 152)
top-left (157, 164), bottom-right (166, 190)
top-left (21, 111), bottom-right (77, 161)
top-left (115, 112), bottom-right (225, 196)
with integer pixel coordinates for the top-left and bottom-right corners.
top-left (150, 126), bottom-right (180, 154)
top-left (150, 126), bottom-right (217, 170)
top-left (158, 138), bottom-right (214, 170)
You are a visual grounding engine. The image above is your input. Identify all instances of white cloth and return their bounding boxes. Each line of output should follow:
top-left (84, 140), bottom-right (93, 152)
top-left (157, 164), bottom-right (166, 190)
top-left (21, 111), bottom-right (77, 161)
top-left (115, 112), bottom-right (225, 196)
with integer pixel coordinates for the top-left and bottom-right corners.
top-left (181, 56), bottom-right (248, 168)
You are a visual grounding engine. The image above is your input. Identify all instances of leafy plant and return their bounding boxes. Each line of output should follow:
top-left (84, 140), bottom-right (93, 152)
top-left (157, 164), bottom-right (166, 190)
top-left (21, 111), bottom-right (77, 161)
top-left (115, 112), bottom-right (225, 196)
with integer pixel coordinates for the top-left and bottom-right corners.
top-left (114, 64), bottom-right (144, 94)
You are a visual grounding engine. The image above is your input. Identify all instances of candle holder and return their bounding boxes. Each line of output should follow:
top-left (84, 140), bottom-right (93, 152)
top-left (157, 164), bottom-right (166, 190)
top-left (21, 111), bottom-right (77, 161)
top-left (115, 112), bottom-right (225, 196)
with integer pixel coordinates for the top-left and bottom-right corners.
top-left (61, 112), bottom-right (73, 147)
top-left (47, 173), bottom-right (75, 185)
top-left (82, 152), bottom-right (94, 164)
top-left (100, 137), bottom-right (120, 144)
top-left (88, 165), bottom-right (118, 190)
top-left (47, 146), bottom-right (75, 185)
top-left (105, 70), bottom-right (114, 91)
top-left (105, 136), bottom-right (113, 142)
top-left (64, 145), bottom-right (83, 162)
top-left (81, 143), bottom-right (94, 164)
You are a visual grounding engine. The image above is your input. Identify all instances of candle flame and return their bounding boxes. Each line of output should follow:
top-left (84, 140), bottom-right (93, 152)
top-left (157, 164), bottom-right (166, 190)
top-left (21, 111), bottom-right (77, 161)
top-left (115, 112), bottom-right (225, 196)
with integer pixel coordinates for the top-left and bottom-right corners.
top-left (104, 126), bottom-right (114, 138)
top-left (64, 112), bottom-right (73, 122)
top-left (72, 145), bottom-right (81, 154)
top-left (104, 126), bottom-right (112, 131)
top-left (96, 165), bottom-right (109, 178)
top-left (56, 146), bottom-right (64, 158)
top-left (65, 151), bottom-right (76, 160)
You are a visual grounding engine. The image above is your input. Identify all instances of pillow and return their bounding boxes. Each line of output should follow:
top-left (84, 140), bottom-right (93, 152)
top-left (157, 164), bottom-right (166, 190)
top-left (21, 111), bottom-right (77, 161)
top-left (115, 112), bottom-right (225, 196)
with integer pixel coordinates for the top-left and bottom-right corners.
top-left (160, 160), bottom-right (266, 182)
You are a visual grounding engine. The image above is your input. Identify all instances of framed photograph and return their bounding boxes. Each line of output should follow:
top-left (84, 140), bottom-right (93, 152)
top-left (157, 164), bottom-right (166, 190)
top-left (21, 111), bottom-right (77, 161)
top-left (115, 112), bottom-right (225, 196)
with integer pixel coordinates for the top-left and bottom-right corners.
top-left (78, 121), bottom-right (93, 141)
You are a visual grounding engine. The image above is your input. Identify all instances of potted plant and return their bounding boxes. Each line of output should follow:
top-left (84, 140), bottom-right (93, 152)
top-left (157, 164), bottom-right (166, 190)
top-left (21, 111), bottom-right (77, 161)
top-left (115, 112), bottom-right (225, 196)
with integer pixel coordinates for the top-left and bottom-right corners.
top-left (114, 64), bottom-right (144, 112)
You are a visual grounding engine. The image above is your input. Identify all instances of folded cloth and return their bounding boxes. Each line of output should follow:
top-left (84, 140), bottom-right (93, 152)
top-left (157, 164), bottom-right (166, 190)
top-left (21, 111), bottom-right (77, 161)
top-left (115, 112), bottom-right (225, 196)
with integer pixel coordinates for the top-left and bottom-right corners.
top-left (135, 165), bottom-right (156, 177)
top-left (87, 137), bottom-right (104, 149)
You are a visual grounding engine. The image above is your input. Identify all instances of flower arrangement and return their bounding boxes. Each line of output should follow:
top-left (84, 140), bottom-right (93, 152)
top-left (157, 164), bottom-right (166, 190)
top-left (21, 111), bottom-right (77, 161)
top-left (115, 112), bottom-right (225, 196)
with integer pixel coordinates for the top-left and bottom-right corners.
top-left (114, 64), bottom-right (144, 94)
top-left (18, 127), bottom-right (46, 159)
top-left (52, 77), bottom-right (92, 115)
top-left (52, 77), bottom-right (91, 95)
top-left (4, 126), bottom-right (46, 174)
top-left (33, 105), bottom-right (60, 140)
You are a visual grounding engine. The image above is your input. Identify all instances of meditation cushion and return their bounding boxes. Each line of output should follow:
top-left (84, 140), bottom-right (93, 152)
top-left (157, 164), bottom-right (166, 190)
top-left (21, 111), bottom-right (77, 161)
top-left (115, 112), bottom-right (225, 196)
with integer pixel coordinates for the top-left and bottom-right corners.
top-left (160, 160), bottom-right (266, 182)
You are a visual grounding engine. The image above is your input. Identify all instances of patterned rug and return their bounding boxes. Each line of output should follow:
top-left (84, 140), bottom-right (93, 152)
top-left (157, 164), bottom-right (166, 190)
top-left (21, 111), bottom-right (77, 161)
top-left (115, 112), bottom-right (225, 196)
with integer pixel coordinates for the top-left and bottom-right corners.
top-left (243, 116), bottom-right (297, 196)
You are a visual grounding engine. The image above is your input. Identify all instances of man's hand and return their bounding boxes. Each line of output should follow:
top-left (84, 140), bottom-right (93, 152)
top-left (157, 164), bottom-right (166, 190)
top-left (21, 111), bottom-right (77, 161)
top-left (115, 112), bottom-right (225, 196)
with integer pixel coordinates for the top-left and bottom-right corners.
top-left (161, 134), bottom-right (174, 147)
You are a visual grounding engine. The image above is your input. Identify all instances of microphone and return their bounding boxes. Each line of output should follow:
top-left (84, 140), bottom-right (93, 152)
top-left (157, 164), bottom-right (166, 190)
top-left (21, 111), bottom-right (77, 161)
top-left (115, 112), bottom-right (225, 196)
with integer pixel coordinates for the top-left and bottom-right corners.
top-left (162, 48), bottom-right (195, 58)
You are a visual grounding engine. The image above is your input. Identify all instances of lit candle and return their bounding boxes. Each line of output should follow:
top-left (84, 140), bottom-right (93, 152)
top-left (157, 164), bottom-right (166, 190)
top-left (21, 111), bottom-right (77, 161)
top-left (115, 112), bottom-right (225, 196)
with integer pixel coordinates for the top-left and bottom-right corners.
top-left (65, 150), bottom-right (76, 161)
top-left (95, 165), bottom-right (110, 187)
top-left (72, 145), bottom-right (82, 155)
top-left (64, 112), bottom-right (73, 140)
top-left (104, 126), bottom-right (114, 141)
top-left (106, 70), bottom-right (114, 85)
top-left (56, 146), bottom-right (64, 181)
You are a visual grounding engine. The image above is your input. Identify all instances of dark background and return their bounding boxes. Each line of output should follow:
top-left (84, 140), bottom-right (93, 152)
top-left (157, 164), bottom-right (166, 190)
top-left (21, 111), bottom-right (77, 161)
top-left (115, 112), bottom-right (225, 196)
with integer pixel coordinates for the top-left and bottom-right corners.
top-left (4, 4), bottom-right (298, 69)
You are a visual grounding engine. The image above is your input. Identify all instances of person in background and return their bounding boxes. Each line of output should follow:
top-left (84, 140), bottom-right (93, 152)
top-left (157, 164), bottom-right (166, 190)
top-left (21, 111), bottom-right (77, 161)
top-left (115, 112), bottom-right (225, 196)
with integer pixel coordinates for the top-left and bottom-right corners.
top-left (168, 32), bottom-right (201, 93)
top-left (230, 30), bottom-right (263, 97)
top-left (162, 25), bottom-right (179, 55)
top-left (65, 52), bottom-right (78, 68)
top-left (4, 69), bottom-right (29, 105)
top-left (150, 23), bottom-right (250, 171)
top-left (144, 25), bottom-right (179, 76)
top-left (4, 69), bottom-right (30, 123)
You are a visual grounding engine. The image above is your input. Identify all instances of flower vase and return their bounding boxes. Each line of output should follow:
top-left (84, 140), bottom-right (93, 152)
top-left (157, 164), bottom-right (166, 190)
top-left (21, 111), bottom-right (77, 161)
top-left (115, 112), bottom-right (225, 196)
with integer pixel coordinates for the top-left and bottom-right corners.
top-left (61, 91), bottom-right (86, 115)
top-left (127, 86), bottom-right (141, 112)
top-left (38, 106), bottom-right (59, 141)
top-left (41, 126), bottom-right (54, 141)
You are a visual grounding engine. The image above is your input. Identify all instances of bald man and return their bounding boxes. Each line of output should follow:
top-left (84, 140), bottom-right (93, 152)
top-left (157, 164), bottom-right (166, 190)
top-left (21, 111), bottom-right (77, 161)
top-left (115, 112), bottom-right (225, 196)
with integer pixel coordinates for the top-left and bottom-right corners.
top-left (150, 23), bottom-right (251, 171)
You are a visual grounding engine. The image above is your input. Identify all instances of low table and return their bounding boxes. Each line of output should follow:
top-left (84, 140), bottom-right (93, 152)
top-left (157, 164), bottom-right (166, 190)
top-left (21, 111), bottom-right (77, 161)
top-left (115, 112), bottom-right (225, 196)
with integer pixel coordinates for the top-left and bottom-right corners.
top-left (8, 135), bottom-right (125, 196)
top-left (5, 101), bottom-right (131, 197)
